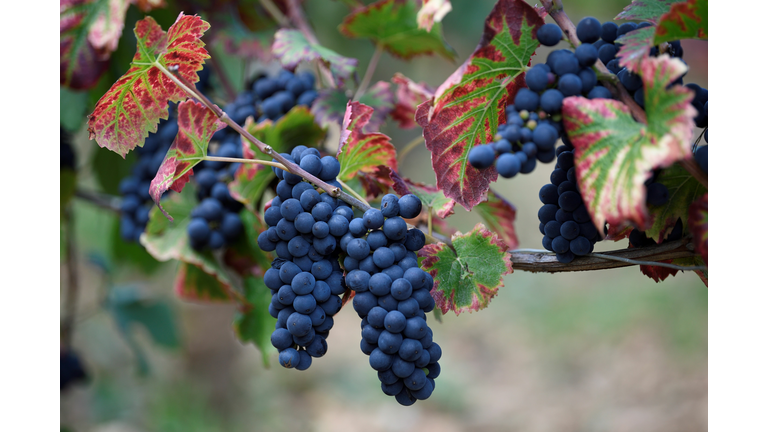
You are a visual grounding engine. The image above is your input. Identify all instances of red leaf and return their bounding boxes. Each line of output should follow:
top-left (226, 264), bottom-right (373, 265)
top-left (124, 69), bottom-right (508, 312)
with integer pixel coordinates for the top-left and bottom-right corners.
top-left (417, 0), bottom-right (544, 210)
top-left (474, 188), bottom-right (519, 250)
top-left (60, 0), bottom-right (110, 89)
top-left (640, 259), bottom-right (678, 282)
top-left (87, 13), bottom-right (211, 157)
top-left (337, 102), bottom-right (399, 181)
top-left (390, 73), bottom-right (434, 129)
top-left (149, 100), bottom-right (226, 220)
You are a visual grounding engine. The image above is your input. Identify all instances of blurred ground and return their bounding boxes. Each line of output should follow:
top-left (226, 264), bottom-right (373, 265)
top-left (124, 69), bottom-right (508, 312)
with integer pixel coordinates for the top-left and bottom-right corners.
top-left (61, 0), bottom-right (708, 430)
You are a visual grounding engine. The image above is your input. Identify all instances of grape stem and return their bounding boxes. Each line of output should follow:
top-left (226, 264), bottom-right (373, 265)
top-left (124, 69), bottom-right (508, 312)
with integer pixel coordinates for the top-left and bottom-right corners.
top-left (335, 177), bottom-right (370, 206)
top-left (204, 156), bottom-right (288, 171)
top-left (353, 43), bottom-right (384, 101)
top-left (509, 238), bottom-right (703, 273)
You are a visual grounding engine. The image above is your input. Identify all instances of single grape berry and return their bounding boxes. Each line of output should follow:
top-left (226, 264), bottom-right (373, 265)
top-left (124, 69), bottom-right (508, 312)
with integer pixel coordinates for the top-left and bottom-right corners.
top-left (537, 23), bottom-right (563, 46)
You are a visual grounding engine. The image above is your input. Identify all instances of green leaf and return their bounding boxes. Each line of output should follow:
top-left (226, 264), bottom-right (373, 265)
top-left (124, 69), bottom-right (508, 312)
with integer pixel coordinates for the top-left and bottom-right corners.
top-left (87, 14), bottom-right (211, 157)
top-left (616, 26), bottom-right (655, 73)
top-left (473, 188), bottom-right (519, 250)
top-left (417, 0), bottom-right (544, 210)
top-left (389, 169), bottom-right (455, 218)
top-left (337, 102), bottom-right (399, 182)
top-left (654, 0), bottom-right (708, 44)
top-left (61, 169), bottom-right (77, 220)
top-left (91, 146), bottom-right (136, 195)
top-left (615, 0), bottom-right (684, 24)
top-left (229, 164), bottom-right (274, 211)
top-left (60, 87), bottom-right (91, 131)
top-left (419, 223), bottom-right (513, 315)
top-left (174, 262), bottom-right (234, 302)
top-left (562, 55), bottom-right (697, 234)
top-left (141, 186), bottom-right (240, 294)
top-left (234, 276), bottom-right (277, 367)
top-left (109, 285), bottom-right (180, 349)
top-left (272, 29), bottom-right (357, 85)
top-left (644, 163), bottom-right (706, 243)
top-left (688, 193), bottom-right (707, 265)
top-left (338, 0), bottom-right (456, 60)
top-left (149, 100), bottom-right (226, 220)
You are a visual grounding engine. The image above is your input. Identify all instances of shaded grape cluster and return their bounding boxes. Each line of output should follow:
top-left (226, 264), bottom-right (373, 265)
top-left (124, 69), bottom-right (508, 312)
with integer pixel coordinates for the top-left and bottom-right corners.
top-left (258, 150), bottom-right (346, 370)
top-left (537, 140), bottom-right (603, 263)
top-left (344, 194), bottom-right (441, 406)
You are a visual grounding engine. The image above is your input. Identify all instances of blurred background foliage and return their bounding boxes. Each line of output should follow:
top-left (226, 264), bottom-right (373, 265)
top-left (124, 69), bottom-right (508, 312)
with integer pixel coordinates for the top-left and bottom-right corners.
top-left (61, 0), bottom-right (707, 430)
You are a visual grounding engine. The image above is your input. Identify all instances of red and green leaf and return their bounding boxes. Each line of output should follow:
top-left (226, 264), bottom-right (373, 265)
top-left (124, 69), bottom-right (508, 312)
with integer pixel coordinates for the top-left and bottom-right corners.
top-left (616, 26), bottom-right (655, 73)
top-left (87, 13), bottom-right (211, 157)
top-left (417, 0), bottom-right (543, 210)
top-left (417, 0), bottom-right (452, 32)
top-left (391, 73), bottom-right (434, 129)
top-left (339, 0), bottom-right (456, 60)
top-left (272, 29), bottom-right (357, 85)
top-left (654, 0), bottom-right (707, 44)
top-left (337, 102), bottom-right (399, 181)
top-left (563, 55), bottom-right (696, 234)
top-left (688, 193), bottom-right (707, 265)
top-left (644, 163), bottom-right (706, 243)
top-left (474, 188), bottom-right (519, 250)
top-left (174, 262), bottom-right (233, 303)
top-left (60, 0), bottom-right (110, 89)
top-left (420, 223), bottom-right (513, 315)
top-left (640, 259), bottom-right (678, 282)
top-left (234, 276), bottom-right (277, 367)
top-left (615, 0), bottom-right (683, 24)
top-left (141, 186), bottom-right (239, 293)
top-left (150, 100), bottom-right (226, 221)
top-left (389, 169), bottom-right (456, 218)
top-left (88, 0), bottom-right (131, 53)
top-left (311, 82), bottom-right (394, 131)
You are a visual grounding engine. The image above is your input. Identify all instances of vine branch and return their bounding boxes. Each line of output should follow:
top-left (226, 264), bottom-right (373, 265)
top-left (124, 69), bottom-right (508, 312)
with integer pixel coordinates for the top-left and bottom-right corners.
top-left (510, 238), bottom-right (701, 273)
top-left (353, 43), bottom-right (384, 101)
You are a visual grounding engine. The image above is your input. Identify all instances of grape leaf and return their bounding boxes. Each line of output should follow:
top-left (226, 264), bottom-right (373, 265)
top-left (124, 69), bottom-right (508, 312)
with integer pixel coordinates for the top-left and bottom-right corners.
top-left (337, 102), bottom-right (399, 181)
top-left (688, 193), bottom-right (707, 265)
top-left (87, 13), bottom-right (211, 157)
top-left (562, 55), bottom-right (696, 235)
top-left (356, 165), bottom-right (396, 200)
top-left (311, 82), bottom-right (394, 132)
top-left (654, 0), bottom-right (707, 44)
top-left (175, 262), bottom-right (233, 302)
top-left (416, 0), bottom-right (543, 210)
top-left (230, 164), bottom-right (275, 211)
top-left (141, 186), bottom-right (240, 293)
top-left (644, 163), bottom-right (706, 243)
top-left (214, 9), bottom-right (275, 61)
top-left (234, 276), bottom-right (276, 367)
top-left (473, 188), bottom-right (519, 250)
top-left (272, 29), bottom-right (357, 85)
top-left (391, 73), bottom-right (434, 129)
top-left (616, 26), bottom-right (655, 73)
top-left (150, 100), bottom-right (226, 221)
top-left (420, 223), bottom-right (513, 315)
top-left (389, 169), bottom-right (455, 218)
top-left (615, 0), bottom-right (684, 24)
top-left (88, 0), bottom-right (131, 53)
top-left (60, 0), bottom-right (110, 89)
top-left (417, 0), bottom-right (452, 32)
top-left (109, 287), bottom-right (180, 349)
top-left (338, 0), bottom-right (456, 60)
top-left (639, 259), bottom-right (678, 282)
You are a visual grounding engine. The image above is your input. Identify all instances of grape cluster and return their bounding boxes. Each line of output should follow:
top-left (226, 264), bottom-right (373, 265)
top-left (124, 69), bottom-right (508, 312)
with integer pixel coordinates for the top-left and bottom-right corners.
top-left (345, 194), bottom-right (441, 406)
top-left (258, 150), bottom-right (346, 370)
top-left (537, 139), bottom-right (603, 263)
top-left (220, 70), bottom-right (317, 126)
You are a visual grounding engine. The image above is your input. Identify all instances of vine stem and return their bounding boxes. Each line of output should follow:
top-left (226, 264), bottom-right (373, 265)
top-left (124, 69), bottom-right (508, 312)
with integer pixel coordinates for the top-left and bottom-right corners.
top-left (336, 178), bottom-right (370, 206)
top-left (284, 0), bottom-right (337, 89)
top-left (204, 156), bottom-right (287, 171)
top-left (164, 64), bottom-right (367, 210)
top-left (258, 0), bottom-right (291, 27)
top-left (539, 0), bottom-right (707, 189)
top-left (61, 206), bottom-right (79, 347)
top-left (509, 238), bottom-right (702, 273)
top-left (397, 135), bottom-right (425, 164)
top-left (353, 43), bottom-right (384, 101)
top-left (75, 189), bottom-right (121, 213)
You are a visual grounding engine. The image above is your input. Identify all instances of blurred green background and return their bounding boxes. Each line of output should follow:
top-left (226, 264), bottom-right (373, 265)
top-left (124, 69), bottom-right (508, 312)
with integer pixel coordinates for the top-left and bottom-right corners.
top-left (61, 0), bottom-right (708, 431)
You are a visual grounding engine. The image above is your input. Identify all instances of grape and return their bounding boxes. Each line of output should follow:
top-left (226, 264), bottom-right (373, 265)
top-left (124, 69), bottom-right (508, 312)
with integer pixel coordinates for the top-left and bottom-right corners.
top-left (617, 22), bottom-right (638, 38)
top-left (551, 52), bottom-right (580, 76)
top-left (598, 44), bottom-right (617, 64)
top-left (540, 89), bottom-right (565, 114)
top-left (398, 195), bottom-right (423, 219)
top-left (575, 43), bottom-right (598, 67)
top-left (646, 182), bottom-right (670, 206)
top-left (525, 65), bottom-right (550, 92)
top-left (587, 86), bottom-right (612, 99)
top-left (576, 17), bottom-right (602, 43)
top-left (694, 145), bottom-right (708, 173)
top-left (601, 22), bottom-right (618, 43)
top-left (536, 23), bottom-right (563, 46)
top-left (558, 73), bottom-right (583, 97)
top-left (514, 88), bottom-right (540, 112)
top-left (579, 68), bottom-right (597, 93)
top-left (618, 69), bottom-right (642, 92)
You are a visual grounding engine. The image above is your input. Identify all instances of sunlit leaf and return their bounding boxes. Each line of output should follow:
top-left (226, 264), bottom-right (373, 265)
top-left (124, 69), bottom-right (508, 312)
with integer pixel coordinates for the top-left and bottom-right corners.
top-left (616, 26), bottom-right (655, 73)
